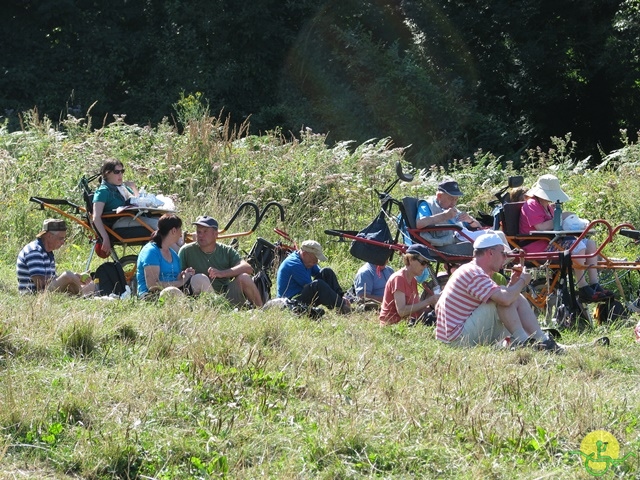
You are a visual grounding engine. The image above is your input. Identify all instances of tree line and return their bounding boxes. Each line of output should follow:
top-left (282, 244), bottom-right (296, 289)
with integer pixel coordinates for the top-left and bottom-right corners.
top-left (2, 0), bottom-right (639, 166)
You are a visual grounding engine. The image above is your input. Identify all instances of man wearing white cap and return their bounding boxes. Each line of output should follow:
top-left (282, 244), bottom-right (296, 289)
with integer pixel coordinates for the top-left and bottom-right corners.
top-left (435, 232), bottom-right (562, 351)
top-left (276, 240), bottom-right (351, 313)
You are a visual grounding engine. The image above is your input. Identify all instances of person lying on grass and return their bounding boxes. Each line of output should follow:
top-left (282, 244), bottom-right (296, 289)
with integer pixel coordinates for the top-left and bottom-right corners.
top-left (379, 244), bottom-right (440, 325)
top-left (435, 232), bottom-right (563, 352)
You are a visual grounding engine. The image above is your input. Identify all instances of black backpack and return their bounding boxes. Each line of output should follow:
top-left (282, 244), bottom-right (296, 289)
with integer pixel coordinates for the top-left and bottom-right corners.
top-left (94, 261), bottom-right (127, 296)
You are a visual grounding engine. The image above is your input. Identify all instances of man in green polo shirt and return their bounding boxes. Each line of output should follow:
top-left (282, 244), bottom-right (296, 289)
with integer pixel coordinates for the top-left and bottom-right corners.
top-left (178, 216), bottom-right (263, 307)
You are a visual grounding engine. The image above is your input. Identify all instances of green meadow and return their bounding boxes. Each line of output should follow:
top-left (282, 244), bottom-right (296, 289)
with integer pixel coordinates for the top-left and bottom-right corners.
top-left (2, 109), bottom-right (640, 478)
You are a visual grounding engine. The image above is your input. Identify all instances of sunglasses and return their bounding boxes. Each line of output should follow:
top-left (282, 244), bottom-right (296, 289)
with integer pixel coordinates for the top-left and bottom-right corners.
top-left (415, 257), bottom-right (429, 266)
top-left (112, 168), bottom-right (125, 174)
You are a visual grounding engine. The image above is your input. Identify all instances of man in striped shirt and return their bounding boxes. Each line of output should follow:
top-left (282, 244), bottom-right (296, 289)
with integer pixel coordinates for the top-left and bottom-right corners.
top-left (435, 232), bottom-right (560, 351)
top-left (16, 219), bottom-right (94, 295)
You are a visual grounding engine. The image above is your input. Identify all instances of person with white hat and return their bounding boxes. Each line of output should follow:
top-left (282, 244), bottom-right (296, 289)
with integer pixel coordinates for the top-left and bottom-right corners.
top-left (435, 232), bottom-right (562, 352)
top-left (519, 174), bottom-right (613, 303)
top-left (415, 179), bottom-right (484, 256)
top-left (276, 240), bottom-right (351, 313)
top-left (16, 219), bottom-right (95, 295)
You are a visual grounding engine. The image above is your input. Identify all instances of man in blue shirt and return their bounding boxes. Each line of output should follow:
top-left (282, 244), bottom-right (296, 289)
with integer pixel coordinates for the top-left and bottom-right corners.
top-left (16, 219), bottom-right (94, 294)
top-left (276, 240), bottom-right (350, 313)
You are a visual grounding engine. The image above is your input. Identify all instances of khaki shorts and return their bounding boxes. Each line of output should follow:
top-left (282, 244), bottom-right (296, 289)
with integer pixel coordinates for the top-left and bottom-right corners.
top-left (449, 302), bottom-right (509, 347)
top-left (221, 278), bottom-right (245, 307)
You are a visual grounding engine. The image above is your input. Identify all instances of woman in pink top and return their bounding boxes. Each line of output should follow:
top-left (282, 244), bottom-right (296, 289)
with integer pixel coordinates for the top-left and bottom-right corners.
top-left (519, 174), bottom-right (613, 302)
top-left (379, 244), bottom-right (440, 325)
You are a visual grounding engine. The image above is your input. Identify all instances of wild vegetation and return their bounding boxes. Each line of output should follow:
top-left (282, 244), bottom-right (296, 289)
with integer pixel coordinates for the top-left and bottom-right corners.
top-left (2, 108), bottom-right (640, 478)
top-left (3, 1), bottom-right (640, 165)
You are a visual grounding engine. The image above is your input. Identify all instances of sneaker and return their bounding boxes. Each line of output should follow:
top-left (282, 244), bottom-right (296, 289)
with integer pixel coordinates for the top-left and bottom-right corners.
top-left (532, 337), bottom-right (565, 354)
top-left (509, 336), bottom-right (536, 351)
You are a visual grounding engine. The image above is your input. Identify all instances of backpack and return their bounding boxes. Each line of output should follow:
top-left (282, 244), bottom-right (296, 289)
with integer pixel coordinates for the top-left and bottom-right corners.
top-left (94, 261), bottom-right (127, 296)
top-left (349, 212), bottom-right (394, 266)
top-left (253, 269), bottom-right (272, 304)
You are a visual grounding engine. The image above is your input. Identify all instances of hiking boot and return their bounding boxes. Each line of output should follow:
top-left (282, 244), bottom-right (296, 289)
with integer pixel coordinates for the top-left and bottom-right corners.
top-left (532, 337), bottom-right (565, 354)
top-left (578, 288), bottom-right (615, 303)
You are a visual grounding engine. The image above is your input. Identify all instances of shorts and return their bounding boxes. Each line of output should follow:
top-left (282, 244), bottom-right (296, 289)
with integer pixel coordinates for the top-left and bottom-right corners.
top-left (216, 278), bottom-right (245, 307)
top-left (449, 302), bottom-right (509, 347)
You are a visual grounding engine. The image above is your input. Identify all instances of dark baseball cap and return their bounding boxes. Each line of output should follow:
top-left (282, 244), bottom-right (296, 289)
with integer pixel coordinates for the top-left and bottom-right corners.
top-left (192, 215), bottom-right (219, 229)
top-left (437, 180), bottom-right (464, 197)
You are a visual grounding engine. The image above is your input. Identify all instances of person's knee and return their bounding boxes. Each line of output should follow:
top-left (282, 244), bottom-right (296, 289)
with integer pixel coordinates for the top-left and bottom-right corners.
top-left (190, 274), bottom-right (212, 294)
top-left (159, 286), bottom-right (183, 299)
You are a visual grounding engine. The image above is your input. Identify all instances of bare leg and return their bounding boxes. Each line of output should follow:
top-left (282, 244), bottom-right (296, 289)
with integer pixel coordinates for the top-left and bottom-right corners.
top-left (237, 273), bottom-right (264, 307)
top-left (190, 273), bottom-right (213, 295)
top-left (496, 295), bottom-right (545, 341)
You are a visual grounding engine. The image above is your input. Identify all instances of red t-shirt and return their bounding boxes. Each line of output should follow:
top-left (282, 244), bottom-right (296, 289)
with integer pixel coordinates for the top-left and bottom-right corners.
top-left (379, 269), bottom-right (420, 325)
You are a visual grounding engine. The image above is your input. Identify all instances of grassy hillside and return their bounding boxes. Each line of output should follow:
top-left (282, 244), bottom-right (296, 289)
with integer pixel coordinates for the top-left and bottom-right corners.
top-left (2, 111), bottom-right (640, 478)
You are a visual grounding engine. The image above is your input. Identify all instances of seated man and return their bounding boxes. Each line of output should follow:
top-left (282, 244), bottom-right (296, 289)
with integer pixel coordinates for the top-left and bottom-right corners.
top-left (435, 232), bottom-right (562, 351)
top-left (416, 179), bottom-right (484, 256)
top-left (17, 219), bottom-right (94, 295)
top-left (276, 240), bottom-right (351, 313)
top-left (178, 216), bottom-right (263, 307)
top-left (353, 261), bottom-right (394, 303)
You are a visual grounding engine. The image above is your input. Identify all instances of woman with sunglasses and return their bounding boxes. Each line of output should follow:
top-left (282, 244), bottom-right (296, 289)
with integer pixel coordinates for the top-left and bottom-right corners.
top-left (92, 159), bottom-right (156, 256)
top-left (379, 244), bottom-right (440, 325)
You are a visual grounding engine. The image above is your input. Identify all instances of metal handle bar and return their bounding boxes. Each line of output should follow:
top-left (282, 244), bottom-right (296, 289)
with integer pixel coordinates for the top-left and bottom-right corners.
top-left (219, 201), bottom-right (260, 234)
top-left (256, 201), bottom-right (285, 226)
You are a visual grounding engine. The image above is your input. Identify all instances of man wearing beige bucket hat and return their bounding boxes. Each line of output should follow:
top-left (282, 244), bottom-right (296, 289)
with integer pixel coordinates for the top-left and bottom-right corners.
top-left (519, 174), bottom-right (613, 302)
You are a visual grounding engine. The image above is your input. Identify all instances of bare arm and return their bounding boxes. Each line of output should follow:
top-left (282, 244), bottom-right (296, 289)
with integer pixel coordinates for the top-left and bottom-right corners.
top-left (144, 265), bottom-right (193, 291)
top-left (208, 259), bottom-right (254, 280)
top-left (489, 271), bottom-right (531, 306)
top-left (92, 201), bottom-right (112, 254)
top-left (393, 290), bottom-right (439, 318)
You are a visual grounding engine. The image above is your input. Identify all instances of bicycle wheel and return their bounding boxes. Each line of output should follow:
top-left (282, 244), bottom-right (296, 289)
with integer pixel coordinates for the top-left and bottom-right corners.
top-left (119, 254), bottom-right (138, 296)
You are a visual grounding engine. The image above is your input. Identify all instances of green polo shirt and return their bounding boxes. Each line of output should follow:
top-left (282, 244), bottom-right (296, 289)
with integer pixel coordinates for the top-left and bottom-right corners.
top-left (178, 242), bottom-right (242, 292)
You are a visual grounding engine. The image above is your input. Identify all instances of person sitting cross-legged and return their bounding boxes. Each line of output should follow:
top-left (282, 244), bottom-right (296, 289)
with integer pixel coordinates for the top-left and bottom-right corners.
top-left (435, 232), bottom-right (563, 352)
top-left (276, 240), bottom-right (351, 314)
top-left (178, 216), bottom-right (263, 308)
top-left (17, 219), bottom-right (95, 295)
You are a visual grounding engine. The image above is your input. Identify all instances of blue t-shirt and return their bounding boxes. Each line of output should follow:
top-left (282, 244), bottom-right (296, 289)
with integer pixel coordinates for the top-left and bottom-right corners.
top-left (276, 251), bottom-right (320, 298)
top-left (136, 242), bottom-right (181, 296)
top-left (16, 239), bottom-right (56, 292)
top-left (353, 263), bottom-right (394, 298)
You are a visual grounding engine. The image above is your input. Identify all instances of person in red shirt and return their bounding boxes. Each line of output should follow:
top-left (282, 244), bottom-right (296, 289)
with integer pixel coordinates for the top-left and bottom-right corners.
top-left (379, 244), bottom-right (439, 325)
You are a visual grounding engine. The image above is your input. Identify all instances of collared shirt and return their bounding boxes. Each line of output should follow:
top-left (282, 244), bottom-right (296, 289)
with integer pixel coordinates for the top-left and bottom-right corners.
top-left (16, 239), bottom-right (56, 293)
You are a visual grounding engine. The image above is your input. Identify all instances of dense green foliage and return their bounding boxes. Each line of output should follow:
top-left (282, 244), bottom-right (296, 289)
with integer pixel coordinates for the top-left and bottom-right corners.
top-left (3, 1), bottom-right (640, 165)
top-left (3, 114), bottom-right (640, 478)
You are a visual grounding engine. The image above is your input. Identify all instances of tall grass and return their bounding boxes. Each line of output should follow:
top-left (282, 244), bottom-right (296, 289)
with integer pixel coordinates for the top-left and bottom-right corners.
top-left (2, 109), bottom-right (640, 478)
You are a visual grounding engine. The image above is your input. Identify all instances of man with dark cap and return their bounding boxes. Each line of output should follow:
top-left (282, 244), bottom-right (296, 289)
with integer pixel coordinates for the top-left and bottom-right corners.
top-left (17, 219), bottom-right (95, 294)
top-left (415, 179), bottom-right (484, 256)
top-left (178, 215), bottom-right (263, 307)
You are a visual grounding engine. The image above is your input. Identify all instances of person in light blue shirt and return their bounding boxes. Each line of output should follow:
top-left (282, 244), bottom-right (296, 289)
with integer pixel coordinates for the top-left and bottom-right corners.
top-left (353, 262), bottom-right (394, 302)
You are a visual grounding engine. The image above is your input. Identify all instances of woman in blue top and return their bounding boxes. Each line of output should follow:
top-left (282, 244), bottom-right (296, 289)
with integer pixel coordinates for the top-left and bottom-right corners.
top-left (136, 214), bottom-right (212, 299)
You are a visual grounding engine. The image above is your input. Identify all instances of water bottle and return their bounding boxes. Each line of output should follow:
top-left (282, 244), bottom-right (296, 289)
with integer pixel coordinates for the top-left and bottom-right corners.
top-left (553, 200), bottom-right (562, 231)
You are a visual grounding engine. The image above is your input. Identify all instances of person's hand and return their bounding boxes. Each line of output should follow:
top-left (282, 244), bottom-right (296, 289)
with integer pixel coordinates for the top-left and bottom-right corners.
top-left (443, 208), bottom-right (458, 221)
top-left (100, 238), bottom-right (111, 255)
top-left (208, 267), bottom-right (222, 279)
top-left (456, 211), bottom-right (476, 224)
top-left (181, 267), bottom-right (195, 280)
